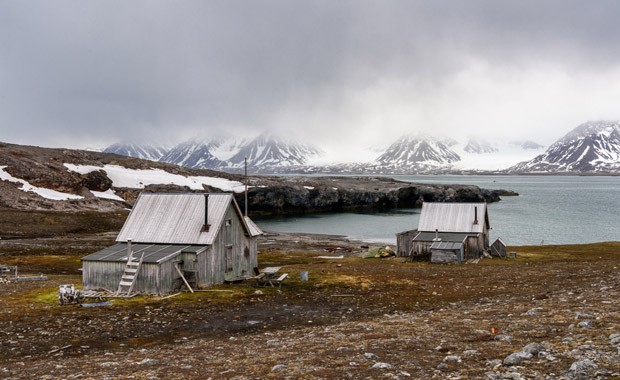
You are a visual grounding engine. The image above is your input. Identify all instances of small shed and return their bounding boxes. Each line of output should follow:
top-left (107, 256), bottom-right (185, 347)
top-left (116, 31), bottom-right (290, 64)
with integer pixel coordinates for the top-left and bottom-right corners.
top-left (410, 231), bottom-right (470, 260)
top-left (82, 192), bottom-right (263, 294)
top-left (489, 238), bottom-right (507, 257)
top-left (396, 202), bottom-right (491, 261)
top-left (430, 241), bottom-right (464, 264)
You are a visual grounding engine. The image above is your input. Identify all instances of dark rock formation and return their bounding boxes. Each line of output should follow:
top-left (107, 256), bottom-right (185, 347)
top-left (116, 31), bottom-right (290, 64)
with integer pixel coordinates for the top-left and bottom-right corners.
top-left (236, 176), bottom-right (514, 215)
top-left (81, 170), bottom-right (113, 192)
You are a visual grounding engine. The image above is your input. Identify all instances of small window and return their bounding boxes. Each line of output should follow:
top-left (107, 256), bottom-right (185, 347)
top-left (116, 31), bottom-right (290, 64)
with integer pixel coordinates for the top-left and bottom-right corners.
top-left (225, 219), bottom-right (232, 227)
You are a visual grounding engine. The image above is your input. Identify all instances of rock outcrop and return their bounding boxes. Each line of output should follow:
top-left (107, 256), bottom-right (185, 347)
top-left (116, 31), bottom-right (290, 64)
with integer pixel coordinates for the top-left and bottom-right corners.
top-left (240, 176), bottom-right (513, 215)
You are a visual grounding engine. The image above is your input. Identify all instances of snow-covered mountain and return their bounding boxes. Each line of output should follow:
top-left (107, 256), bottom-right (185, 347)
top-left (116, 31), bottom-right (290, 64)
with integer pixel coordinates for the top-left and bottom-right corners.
top-left (463, 139), bottom-right (498, 154)
top-left (110, 132), bottom-right (323, 172)
top-left (508, 121), bottom-right (620, 173)
top-left (103, 142), bottom-right (169, 161)
top-left (159, 137), bottom-right (225, 169)
top-left (104, 131), bottom-right (546, 173)
top-left (224, 132), bottom-right (323, 170)
top-left (374, 133), bottom-right (461, 170)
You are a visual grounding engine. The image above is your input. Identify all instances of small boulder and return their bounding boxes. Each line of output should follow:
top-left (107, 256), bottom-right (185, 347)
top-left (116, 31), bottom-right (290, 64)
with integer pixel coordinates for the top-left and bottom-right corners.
top-left (443, 355), bottom-right (461, 363)
top-left (567, 359), bottom-right (598, 380)
top-left (577, 320), bottom-right (592, 328)
top-left (523, 342), bottom-right (546, 356)
top-left (372, 362), bottom-right (392, 369)
top-left (503, 351), bottom-right (532, 366)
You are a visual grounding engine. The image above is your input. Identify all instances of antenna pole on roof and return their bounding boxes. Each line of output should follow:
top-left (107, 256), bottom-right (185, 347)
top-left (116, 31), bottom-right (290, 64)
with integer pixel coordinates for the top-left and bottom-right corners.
top-left (244, 156), bottom-right (248, 217)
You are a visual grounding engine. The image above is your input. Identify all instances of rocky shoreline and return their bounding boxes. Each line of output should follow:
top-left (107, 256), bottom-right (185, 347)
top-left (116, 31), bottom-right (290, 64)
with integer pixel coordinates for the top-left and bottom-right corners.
top-left (239, 175), bottom-right (516, 215)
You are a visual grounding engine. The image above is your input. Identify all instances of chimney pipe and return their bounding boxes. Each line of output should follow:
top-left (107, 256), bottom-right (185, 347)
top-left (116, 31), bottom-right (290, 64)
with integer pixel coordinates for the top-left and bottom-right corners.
top-left (474, 206), bottom-right (479, 225)
top-left (203, 193), bottom-right (210, 231)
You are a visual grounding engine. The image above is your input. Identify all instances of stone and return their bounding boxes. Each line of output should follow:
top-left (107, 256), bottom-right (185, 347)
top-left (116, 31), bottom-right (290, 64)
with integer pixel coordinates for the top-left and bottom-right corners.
top-left (494, 334), bottom-right (512, 343)
top-left (503, 351), bottom-right (533, 366)
top-left (271, 364), bottom-right (286, 372)
top-left (567, 359), bottom-right (598, 380)
top-left (523, 343), bottom-right (546, 356)
top-left (443, 355), bottom-right (461, 363)
top-left (138, 358), bottom-right (159, 366)
top-left (577, 320), bottom-right (592, 328)
top-left (521, 307), bottom-right (543, 316)
top-left (575, 312), bottom-right (593, 320)
top-left (372, 362), bottom-right (392, 369)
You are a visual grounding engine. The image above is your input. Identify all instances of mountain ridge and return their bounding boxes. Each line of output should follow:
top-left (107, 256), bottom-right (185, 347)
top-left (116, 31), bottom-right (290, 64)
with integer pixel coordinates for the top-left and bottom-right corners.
top-left (102, 120), bottom-right (620, 174)
top-left (508, 121), bottom-right (620, 173)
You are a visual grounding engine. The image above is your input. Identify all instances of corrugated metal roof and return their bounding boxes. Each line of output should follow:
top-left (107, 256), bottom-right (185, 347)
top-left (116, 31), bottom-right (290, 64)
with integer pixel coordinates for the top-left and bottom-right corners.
top-left (417, 202), bottom-right (489, 233)
top-left (82, 243), bottom-right (206, 263)
top-left (412, 231), bottom-right (472, 242)
top-left (430, 241), bottom-right (463, 251)
top-left (492, 238), bottom-right (506, 247)
top-left (116, 193), bottom-right (260, 245)
top-left (244, 216), bottom-right (263, 237)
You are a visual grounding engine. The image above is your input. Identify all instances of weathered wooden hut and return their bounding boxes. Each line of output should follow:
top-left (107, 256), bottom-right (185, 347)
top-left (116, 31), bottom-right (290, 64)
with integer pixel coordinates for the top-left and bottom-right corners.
top-left (490, 238), bottom-right (507, 257)
top-left (396, 202), bottom-right (490, 262)
top-left (82, 193), bottom-right (263, 294)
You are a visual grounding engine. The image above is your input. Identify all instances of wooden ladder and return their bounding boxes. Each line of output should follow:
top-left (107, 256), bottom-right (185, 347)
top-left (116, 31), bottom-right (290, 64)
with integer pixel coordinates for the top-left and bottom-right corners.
top-left (116, 250), bottom-right (144, 296)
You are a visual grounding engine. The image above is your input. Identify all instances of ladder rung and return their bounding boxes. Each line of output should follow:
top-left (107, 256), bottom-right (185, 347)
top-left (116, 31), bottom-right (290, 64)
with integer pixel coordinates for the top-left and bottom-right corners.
top-left (119, 281), bottom-right (133, 286)
top-left (121, 275), bottom-right (135, 281)
top-left (125, 268), bottom-right (138, 273)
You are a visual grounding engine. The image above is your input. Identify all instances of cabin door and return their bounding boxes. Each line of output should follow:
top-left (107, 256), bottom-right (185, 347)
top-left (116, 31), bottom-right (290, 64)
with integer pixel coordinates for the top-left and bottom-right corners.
top-left (182, 253), bottom-right (197, 287)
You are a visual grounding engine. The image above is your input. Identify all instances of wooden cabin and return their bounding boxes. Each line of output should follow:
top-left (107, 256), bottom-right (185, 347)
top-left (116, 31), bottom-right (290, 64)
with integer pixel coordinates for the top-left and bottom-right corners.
top-left (82, 193), bottom-right (263, 294)
top-left (396, 202), bottom-right (490, 263)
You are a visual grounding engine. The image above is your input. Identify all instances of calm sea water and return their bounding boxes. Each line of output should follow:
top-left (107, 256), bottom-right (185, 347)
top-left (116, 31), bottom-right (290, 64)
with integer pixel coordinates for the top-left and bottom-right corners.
top-left (253, 175), bottom-right (620, 246)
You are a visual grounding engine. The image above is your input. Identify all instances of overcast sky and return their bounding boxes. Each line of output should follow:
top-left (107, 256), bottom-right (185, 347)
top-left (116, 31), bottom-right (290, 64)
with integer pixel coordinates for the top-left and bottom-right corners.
top-left (2, 1), bottom-right (620, 157)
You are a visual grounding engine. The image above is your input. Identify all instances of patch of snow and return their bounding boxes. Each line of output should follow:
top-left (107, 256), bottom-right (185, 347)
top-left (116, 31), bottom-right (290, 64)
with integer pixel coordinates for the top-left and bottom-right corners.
top-left (0, 166), bottom-right (84, 201)
top-left (64, 164), bottom-right (246, 193)
top-left (91, 189), bottom-right (125, 201)
top-left (304, 186), bottom-right (315, 190)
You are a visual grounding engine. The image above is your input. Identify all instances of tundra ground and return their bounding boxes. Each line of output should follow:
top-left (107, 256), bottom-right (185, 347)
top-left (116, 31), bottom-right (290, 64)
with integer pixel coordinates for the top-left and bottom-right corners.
top-left (0, 211), bottom-right (618, 379)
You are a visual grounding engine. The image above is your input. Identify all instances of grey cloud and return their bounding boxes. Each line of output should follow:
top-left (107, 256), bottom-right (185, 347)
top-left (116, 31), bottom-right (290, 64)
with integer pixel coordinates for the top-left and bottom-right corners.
top-left (1, 1), bottom-right (620, 147)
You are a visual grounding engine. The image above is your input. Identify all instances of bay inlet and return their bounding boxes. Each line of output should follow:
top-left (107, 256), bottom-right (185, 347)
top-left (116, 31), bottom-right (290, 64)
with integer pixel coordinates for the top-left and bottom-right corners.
top-left (254, 175), bottom-right (620, 246)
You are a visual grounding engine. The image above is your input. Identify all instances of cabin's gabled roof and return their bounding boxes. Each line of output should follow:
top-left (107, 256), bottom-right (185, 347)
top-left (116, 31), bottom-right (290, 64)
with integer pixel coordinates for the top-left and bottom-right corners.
top-left (116, 193), bottom-right (261, 245)
top-left (244, 216), bottom-right (264, 237)
top-left (417, 202), bottom-right (489, 233)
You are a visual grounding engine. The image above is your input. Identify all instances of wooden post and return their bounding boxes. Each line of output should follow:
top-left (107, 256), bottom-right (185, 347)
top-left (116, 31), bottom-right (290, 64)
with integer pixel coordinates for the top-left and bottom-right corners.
top-left (174, 263), bottom-right (194, 293)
